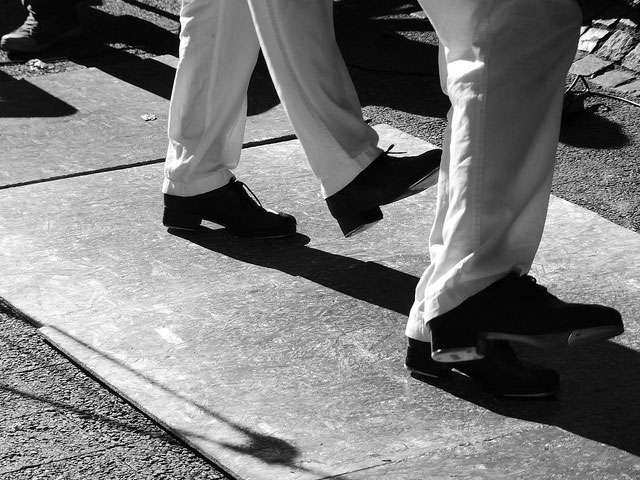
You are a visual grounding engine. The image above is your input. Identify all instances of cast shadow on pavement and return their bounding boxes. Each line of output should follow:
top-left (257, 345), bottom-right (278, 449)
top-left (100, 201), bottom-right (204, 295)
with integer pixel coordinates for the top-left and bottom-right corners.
top-left (560, 104), bottom-right (631, 149)
top-left (579, 0), bottom-right (640, 25)
top-left (1, 0), bottom-right (446, 119)
top-left (119, 0), bottom-right (180, 22)
top-left (413, 339), bottom-right (640, 457)
top-left (173, 227), bottom-right (640, 458)
top-left (171, 229), bottom-right (417, 317)
top-left (72, 9), bottom-right (280, 115)
top-left (2, 7), bottom-right (280, 115)
top-left (335, 0), bottom-right (439, 77)
top-left (0, 70), bottom-right (77, 118)
top-left (336, 0), bottom-right (451, 120)
top-left (32, 323), bottom-right (355, 480)
top-left (0, 298), bottom-right (318, 476)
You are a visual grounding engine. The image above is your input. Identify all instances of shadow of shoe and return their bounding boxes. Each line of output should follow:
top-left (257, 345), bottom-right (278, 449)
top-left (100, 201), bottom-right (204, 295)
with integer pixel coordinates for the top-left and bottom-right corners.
top-left (335, 0), bottom-right (439, 76)
top-left (560, 103), bottom-right (630, 149)
top-left (173, 226), bottom-right (640, 458)
top-left (413, 340), bottom-right (640, 456)
top-left (0, 70), bottom-right (77, 118)
top-left (170, 227), bottom-right (418, 317)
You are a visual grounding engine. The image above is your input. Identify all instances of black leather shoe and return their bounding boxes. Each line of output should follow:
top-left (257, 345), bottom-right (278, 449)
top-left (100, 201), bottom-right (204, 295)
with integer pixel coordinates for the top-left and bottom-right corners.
top-left (325, 148), bottom-right (441, 237)
top-left (429, 273), bottom-right (624, 363)
top-left (163, 179), bottom-right (296, 238)
top-left (404, 337), bottom-right (453, 379)
top-left (406, 338), bottom-right (559, 398)
top-left (0, 11), bottom-right (81, 53)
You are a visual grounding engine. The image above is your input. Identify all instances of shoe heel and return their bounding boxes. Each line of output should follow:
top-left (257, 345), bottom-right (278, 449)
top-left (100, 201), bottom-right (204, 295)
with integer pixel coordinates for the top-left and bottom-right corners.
top-left (335, 207), bottom-right (383, 238)
top-left (162, 207), bottom-right (202, 231)
top-left (430, 327), bottom-right (485, 363)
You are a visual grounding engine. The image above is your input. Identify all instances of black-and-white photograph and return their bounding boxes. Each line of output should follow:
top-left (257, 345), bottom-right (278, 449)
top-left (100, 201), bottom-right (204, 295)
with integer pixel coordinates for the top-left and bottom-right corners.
top-left (1, 0), bottom-right (639, 478)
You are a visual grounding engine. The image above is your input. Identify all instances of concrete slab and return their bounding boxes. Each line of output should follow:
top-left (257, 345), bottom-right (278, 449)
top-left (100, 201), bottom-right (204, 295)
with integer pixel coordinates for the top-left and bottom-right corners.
top-left (0, 126), bottom-right (638, 479)
top-left (320, 428), bottom-right (640, 479)
top-left (0, 55), bottom-right (293, 189)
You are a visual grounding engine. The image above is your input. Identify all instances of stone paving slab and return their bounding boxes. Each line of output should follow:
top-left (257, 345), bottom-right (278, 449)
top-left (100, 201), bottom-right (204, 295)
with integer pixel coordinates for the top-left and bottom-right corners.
top-left (0, 55), bottom-right (293, 188)
top-left (569, 54), bottom-right (613, 77)
top-left (591, 68), bottom-right (636, 87)
top-left (0, 126), bottom-right (638, 479)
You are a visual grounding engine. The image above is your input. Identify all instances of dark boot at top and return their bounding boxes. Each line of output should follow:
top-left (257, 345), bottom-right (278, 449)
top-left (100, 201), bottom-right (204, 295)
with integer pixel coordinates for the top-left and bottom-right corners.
top-left (163, 179), bottom-right (296, 239)
top-left (1, 9), bottom-right (81, 53)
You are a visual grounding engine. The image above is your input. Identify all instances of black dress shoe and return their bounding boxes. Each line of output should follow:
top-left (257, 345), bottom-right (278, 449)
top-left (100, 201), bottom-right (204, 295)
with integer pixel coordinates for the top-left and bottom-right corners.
top-left (404, 337), bottom-right (454, 379)
top-left (406, 338), bottom-right (559, 398)
top-left (163, 179), bottom-right (296, 238)
top-left (325, 148), bottom-right (441, 237)
top-left (1, 10), bottom-right (81, 53)
top-left (429, 273), bottom-right (624, 363)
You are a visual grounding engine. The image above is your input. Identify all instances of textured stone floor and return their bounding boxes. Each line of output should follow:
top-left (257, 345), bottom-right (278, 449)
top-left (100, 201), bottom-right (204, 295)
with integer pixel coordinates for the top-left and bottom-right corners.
top-left (0, 312), bottom-right (226, 480)
top-left (1, 124), bottom-right (638, 479)
top-left (1, 1), bottom-right (639, 478)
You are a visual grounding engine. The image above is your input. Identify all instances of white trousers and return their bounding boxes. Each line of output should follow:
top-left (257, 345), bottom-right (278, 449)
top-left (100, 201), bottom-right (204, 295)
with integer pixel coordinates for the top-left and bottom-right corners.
top-left (406, 0), bottom-right (581, 341)
top-left (163, 0), bottom-right (381, 198)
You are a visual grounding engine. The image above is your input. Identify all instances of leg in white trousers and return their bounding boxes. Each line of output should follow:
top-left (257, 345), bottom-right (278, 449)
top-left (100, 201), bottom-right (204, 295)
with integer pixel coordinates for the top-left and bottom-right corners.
top-left (164, 0), bottom-right (381, 198)
top-left (406, 0), bottom-right (581, 341)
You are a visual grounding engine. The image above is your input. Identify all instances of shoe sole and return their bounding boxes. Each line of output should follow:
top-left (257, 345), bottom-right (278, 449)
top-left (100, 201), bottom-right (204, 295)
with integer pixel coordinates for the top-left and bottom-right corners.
top-left (498, 391), bottom-right (556, 398)
top-left (450, 369), bottom-right (557, 398)
top-left (165, 224), bottom-right (200, 232)
top-left (337, 207), bottom-right (383, 238)
top-left (484, 325), bottom-right (624, 348)
top-left (343, 168), bottom-right (438, 238)
top-left (408, 364), bottom-right (556, 398)
top-left (165, 223), bottom-right (296, 239)
top-left (431, 325), bottom-right (624, 363)
top-left (343, 218), bottom-right (382, 238)
top-left (381, 169), bottom-right (439, 206)
top-left (404, 363), bottom-right (449, 379)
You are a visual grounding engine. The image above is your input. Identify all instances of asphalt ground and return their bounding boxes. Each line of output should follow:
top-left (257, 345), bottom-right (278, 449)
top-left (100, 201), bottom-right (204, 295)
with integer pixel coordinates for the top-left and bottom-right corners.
top-left (1, 0), bottom-right (639, 478)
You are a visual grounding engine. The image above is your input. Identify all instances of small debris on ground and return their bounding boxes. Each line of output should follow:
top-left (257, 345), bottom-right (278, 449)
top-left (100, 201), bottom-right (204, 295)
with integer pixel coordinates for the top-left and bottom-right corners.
top-left (25, 59), bottom-right (55, 71)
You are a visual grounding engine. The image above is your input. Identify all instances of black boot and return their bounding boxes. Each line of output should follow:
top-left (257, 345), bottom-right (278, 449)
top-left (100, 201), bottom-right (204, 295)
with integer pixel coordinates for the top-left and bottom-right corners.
top-left (163, 179), bottom-right (296, 238)
top-left (406, 338), bottom-right (559, 398)
top-left (325, 149), bottom-right (441, 237)
top-left (1, 2), bottom-right (81, 53)
top-left (429, 273), bottom-right (623, 363)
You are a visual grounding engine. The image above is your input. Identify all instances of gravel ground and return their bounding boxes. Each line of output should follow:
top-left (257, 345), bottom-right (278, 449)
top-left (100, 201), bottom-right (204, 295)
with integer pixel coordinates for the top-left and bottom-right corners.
top-left (0, 311), bottom-right (227, 479)
top-left (1, 0), bottom-right (638, 479)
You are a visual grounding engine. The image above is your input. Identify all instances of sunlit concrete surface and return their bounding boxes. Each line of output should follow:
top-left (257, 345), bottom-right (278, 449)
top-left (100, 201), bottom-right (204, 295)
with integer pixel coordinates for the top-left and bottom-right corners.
top-left (0, 55), bottom-right (293, 188)
top-left (0, 126), bottom-right (638, 479)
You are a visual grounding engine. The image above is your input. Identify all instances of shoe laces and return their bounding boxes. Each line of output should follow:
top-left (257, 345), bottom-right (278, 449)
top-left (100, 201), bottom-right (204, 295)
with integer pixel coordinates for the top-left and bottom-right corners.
top-left (508, 274), bottom-right (555, 304)
top-left (384, 143), bottom-right (408, 155)
top-left (521, 274), bottom-right (548, 292)
top-left (16, 13), bottom-right (39, 35)
top-left (234, 180), bottom-right (264, 208)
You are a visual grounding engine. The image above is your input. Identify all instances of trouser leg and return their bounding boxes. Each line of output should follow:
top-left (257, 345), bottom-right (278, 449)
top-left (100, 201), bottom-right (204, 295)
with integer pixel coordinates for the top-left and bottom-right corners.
top-left (246, 0), bottom-right (380, 197)
top-left (164, 0), bottom-right (261, 196)
top-left (406, 0), bottom-right (581, 341)
top-left (166, 0), bottom-right (380, 198)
